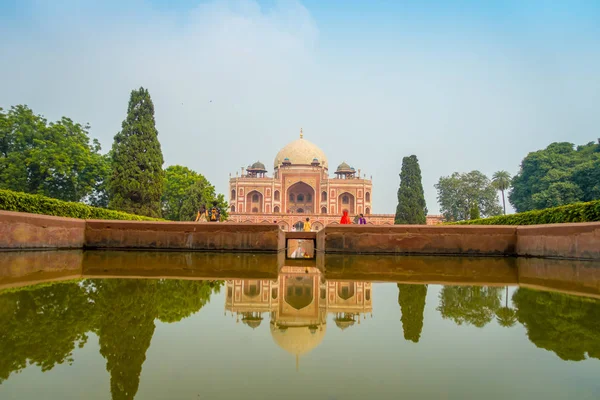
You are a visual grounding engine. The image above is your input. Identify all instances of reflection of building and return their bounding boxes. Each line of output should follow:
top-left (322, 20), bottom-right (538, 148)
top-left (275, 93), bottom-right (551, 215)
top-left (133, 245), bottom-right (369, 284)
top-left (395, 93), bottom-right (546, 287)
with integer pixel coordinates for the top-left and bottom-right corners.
top-left (225, 266), bottom-right (372, 365)
top-left (228, 130), bottom-right (443, 229)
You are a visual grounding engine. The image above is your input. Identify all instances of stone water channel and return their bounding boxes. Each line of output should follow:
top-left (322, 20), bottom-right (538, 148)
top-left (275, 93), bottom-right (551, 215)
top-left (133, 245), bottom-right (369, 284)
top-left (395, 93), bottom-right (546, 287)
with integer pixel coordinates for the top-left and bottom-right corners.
top-left (1, 251), bottom-right (599, 400)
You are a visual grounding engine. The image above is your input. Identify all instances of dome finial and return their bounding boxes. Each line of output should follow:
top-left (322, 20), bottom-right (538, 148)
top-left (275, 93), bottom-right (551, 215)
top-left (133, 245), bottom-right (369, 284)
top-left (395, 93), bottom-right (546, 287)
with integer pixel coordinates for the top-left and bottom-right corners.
top-left (300, 128), bottom-right (303, 139)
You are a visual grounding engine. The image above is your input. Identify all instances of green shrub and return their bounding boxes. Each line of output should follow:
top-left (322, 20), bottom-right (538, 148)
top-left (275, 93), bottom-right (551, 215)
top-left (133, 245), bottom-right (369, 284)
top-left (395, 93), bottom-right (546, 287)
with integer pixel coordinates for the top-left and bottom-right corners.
top-left (0, 189), bottom-right (162, 221)
top-left (448, 199), bottom-right (600, 225)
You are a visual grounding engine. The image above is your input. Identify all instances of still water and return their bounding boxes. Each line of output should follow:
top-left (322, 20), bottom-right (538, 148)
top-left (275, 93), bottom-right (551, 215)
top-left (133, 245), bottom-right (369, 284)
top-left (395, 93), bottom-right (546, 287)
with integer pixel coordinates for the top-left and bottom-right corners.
top-left (0, 251), bottom-right (599, 400)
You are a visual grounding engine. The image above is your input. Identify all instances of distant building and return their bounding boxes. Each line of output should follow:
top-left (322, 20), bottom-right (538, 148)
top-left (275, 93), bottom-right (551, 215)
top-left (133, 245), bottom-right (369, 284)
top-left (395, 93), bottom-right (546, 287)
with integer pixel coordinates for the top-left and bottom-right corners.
top-left (228, 129), bottom-right (442, 230)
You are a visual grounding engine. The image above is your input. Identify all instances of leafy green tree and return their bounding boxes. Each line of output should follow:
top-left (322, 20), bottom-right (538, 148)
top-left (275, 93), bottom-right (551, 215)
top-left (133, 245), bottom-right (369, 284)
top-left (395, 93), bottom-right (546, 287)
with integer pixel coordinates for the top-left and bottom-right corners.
top-left (437, 286), bottom-right (502, 328)
top-left (435, 171), bottom-right (502, 221)
top-left (509, 140), bottom-right (600, 212)
top-left (395, 155), bottom-right (427, 224)
top-left (108, 88), bottom-right (164, 218)
top-left (162, 165), bottom-right (207, 221)
top-left (0, 105), bottom-right (108, 202)
top-left (513, 288), bottom-right (600, 361)
top-left (469, 203), bottom-right (480, 220)
top-left (85, 153), bottom-right (112, 208)
top-left (495, 287), bottom-right (517, 328)
top-left (492, 171), bottom-right (511, 215)
top-left (397, 284), bottom-right (427, 342)
top-left (179, 180), bottom-right (228, 221)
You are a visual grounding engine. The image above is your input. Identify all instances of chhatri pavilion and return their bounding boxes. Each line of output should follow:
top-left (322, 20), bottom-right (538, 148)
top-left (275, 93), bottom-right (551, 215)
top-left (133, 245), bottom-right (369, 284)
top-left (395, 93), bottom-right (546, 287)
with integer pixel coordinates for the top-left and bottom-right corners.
top-left (228, 129), bottom-right (441, 230)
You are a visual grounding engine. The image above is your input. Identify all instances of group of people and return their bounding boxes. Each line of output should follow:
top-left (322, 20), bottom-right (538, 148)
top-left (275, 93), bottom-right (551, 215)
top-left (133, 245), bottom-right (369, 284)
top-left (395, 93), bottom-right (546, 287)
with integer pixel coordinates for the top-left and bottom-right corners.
top-left (340, 210), bottom-right (367, 225)
top-left (195, 203), bottom-right (221, 222)
top-left (291, 211), bottom-right (367, 232)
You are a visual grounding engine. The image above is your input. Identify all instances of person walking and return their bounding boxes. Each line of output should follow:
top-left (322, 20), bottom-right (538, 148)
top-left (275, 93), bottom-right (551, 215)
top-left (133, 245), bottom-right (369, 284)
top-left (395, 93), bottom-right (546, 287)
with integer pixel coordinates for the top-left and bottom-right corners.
top-left (303, 217), bottom-right (312, 231)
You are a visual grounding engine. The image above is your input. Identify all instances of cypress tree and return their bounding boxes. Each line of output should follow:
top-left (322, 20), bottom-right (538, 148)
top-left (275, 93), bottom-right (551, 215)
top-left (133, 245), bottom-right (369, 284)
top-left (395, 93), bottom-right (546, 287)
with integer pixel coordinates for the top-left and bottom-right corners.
top-left (395, 155), bottom-right (427, 224)
top-left (108, 87), bottom-right (164, 217)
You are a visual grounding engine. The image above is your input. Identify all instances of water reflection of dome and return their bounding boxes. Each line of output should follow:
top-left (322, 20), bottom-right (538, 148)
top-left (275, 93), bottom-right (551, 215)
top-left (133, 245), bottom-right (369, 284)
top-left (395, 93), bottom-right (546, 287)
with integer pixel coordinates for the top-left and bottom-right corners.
top-left (274, 136), bottom-right (328, 169)
top-left (270, 323), bottom-right (326, 356)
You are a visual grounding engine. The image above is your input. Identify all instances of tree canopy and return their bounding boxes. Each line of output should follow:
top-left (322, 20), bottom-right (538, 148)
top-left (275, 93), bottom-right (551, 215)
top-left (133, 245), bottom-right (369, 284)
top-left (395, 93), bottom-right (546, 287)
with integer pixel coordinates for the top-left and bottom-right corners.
top-left (435, 171), bottom-right (502, 221)
top-left (108, 87), bottom-right (164, 217)
top-left (162, 165), bottom-right (207, 221)
top-left (509, 140), bottom-right (600, 212)
top-left (179, 180), bottom-right (228, 221)
top-left (395, 155), bottom-right (427, 224)
top-left (0, 105), bottom-right (108, 202)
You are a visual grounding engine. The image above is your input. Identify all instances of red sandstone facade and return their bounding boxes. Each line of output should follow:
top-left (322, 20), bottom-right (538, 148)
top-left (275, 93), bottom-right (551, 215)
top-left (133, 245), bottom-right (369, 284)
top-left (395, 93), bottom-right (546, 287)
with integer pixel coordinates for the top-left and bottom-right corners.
top-left (228, 130), bottom-right (443, 229)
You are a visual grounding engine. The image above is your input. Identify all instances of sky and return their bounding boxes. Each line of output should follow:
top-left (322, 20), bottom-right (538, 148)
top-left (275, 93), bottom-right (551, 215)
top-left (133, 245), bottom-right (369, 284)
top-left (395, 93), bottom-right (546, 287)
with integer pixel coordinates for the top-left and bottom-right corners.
top-left (1, 0), bottom-right (599, 214)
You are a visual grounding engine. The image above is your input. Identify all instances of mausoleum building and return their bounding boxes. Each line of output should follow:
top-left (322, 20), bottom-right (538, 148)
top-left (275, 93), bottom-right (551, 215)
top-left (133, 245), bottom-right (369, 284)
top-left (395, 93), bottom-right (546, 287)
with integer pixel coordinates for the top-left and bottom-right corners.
top-left (228, 129), bottom-right (441, 229)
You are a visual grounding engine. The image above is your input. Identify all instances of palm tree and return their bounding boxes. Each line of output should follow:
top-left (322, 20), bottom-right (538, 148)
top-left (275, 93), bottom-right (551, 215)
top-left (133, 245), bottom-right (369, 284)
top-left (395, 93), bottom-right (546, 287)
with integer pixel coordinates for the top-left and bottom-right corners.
top-left (492, 171), bottom-right (511, 215)
top-left (495, 286), bottom-right (517, 328)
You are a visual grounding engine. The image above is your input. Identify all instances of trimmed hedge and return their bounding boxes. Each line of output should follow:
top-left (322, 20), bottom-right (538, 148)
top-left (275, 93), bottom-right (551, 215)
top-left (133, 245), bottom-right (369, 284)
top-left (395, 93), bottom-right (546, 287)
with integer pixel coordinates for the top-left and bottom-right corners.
top-left (449, 199), bottom-right (600, 225)
top-left (0, 189), bottom-right (163, 221)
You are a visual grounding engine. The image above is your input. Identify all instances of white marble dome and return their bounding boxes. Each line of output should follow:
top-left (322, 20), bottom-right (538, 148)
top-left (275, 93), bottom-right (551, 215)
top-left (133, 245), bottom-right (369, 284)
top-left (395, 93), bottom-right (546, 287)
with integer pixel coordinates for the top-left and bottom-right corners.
top-left (274, 136), bottom-right (328, 169)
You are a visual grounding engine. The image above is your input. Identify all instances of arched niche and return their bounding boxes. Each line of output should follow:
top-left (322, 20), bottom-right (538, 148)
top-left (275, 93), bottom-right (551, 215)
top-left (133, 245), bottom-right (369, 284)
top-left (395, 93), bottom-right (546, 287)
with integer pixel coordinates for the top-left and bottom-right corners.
top-left (246, 190), bottom-right (263, 213)
top-left (338, 192), bottom-right (355, 214)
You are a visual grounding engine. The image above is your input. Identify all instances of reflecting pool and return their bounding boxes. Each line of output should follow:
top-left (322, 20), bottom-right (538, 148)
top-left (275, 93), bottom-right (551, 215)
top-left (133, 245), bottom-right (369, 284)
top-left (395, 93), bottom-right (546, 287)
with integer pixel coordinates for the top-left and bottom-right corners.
top-left (0, 251), bottom-right (599, 400)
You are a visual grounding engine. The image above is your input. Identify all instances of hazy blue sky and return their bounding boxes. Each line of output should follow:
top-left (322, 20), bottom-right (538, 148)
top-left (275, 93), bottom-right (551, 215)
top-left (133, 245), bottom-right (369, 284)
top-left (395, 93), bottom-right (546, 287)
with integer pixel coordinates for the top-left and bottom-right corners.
top-left (1, 0), bottom-right (599, 214)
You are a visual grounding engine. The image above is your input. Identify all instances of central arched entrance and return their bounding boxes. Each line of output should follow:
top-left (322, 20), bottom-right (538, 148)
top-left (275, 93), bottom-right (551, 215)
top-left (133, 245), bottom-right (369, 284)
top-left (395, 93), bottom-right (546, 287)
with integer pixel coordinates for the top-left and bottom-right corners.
top-left (287, 182), bottom-right (315, 214)
top-left (338, 192), bottom-right (355, 214)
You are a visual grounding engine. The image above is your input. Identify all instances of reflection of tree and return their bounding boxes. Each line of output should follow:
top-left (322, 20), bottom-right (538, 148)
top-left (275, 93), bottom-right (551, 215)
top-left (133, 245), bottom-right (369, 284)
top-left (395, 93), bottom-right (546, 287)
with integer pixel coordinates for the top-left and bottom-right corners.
top-left (156, 280), bottom-right (222, 323)
top-left (0, 282), bottom-right (92, 383)
top-left (495, 287), bottom-right (517, 328)
top-left (89, 279), bottom-right (158, 400)
top-left (397, 284), bottom-right (427, 342)
top-left (437, 286), bottom-right (501, 328)
top-left (513, 288), bottom-right (600, 361)
top-left (88, 278), bottom-right (222, 400)
top-left (0, 278), bottom-right (222, 397)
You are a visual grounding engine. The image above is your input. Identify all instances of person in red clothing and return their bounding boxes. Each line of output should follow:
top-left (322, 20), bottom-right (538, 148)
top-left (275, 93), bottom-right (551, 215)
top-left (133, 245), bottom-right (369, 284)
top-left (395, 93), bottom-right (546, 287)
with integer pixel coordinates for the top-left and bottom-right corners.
top-left (340, 210), bottom-right (352, 224)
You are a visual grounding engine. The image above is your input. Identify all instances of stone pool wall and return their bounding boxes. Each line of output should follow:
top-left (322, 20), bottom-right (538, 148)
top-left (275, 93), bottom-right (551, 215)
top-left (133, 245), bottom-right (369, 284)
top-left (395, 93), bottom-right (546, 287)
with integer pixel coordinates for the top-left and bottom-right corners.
top-left (0, 210), bottom-right (85, 249)
top-left (1, 211), bottom-right (599, 260)
top-left (317, 225), bottom-right (517, 256)
top-left (516, 222), bottom-right (600, 260)
top-left (85, 220), bottom-right (284, 252)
